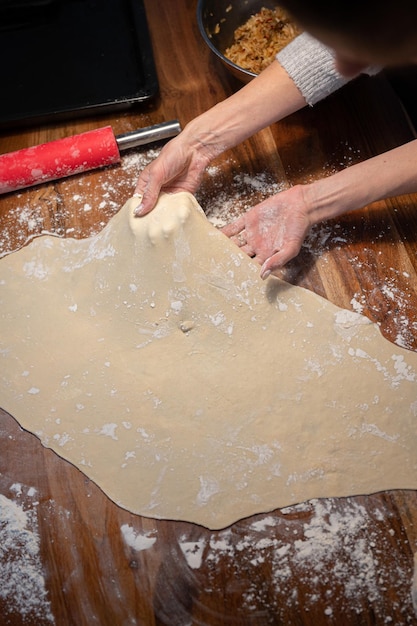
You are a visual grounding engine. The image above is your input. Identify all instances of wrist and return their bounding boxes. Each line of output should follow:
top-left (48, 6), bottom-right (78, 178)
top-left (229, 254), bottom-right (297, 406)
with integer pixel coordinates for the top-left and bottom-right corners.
top-left (181, 60), bottom-right (307, 165)
top-left (301, 179), bottom-right (349, 226)
top-left (181, 116), bottom-right (229, 165)
top-left (301, 167), bottom-right (373, 225)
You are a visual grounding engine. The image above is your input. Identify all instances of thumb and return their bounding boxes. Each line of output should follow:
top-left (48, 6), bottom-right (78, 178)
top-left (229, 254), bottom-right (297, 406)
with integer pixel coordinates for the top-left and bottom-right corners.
top-left (132, 186), bottom-right (160, 217)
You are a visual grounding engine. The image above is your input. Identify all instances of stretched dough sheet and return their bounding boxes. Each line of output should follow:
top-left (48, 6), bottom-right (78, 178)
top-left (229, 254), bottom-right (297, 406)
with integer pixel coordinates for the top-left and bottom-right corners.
top-left (1, 192), bottom-right (416, 529)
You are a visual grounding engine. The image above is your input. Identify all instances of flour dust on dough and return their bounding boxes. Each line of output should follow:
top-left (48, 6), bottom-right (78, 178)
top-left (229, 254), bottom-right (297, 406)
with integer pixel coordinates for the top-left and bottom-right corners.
top-left (1, 192), bottom-right (416, 529)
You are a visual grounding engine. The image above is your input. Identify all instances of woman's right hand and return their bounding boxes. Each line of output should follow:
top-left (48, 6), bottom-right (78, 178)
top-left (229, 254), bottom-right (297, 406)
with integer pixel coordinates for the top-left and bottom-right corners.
top-left (133, 61), bottom-right (307, 217)
top-left (133, 131), bottom-right (213, 216)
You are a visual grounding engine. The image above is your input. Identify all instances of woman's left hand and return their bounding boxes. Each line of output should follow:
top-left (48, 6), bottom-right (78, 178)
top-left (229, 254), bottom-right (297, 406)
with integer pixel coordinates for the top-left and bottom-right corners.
top-left (221, 185), bottom-right (312, 279)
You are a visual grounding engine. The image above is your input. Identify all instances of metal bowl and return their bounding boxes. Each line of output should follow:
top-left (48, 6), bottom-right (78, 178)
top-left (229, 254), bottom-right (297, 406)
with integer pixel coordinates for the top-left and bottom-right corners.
top-left (197, 0), bottom-right (281, 83)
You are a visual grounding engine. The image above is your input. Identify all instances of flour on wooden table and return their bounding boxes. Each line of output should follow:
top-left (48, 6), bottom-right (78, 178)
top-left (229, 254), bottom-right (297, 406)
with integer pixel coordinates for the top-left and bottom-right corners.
top-left (120, 524), bottom-right (157, 552)
top-left (177, 498), bottom-right (417, 622)
top-left (412, 553), bottom-right (417, 616)
top-left (117, 496), bottom-right (417, 621)
top-left (197, 163), bottom-right (286, 228)
top-left (0, 489), bottom-right (54, 624)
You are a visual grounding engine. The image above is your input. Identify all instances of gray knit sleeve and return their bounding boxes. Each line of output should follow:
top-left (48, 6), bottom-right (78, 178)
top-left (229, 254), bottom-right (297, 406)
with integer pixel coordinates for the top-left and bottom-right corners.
top-left (276, 32), bottom-right (380, 106)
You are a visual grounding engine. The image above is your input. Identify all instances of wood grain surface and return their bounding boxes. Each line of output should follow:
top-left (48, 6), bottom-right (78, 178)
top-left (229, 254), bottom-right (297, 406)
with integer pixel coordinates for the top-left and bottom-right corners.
top-left (1, 1), bottom-right (417, 624)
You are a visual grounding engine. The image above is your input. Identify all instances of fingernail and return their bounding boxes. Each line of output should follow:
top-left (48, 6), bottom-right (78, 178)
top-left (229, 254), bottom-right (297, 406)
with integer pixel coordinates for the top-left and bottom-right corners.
top-left (261, 269), bottom-right (271, 280)
top-left (133, 194), bottom-right (144, 216)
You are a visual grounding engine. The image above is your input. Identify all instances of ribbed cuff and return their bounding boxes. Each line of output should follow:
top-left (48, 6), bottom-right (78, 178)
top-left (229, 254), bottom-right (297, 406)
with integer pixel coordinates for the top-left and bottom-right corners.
top-left (277, 32), bottom-right (380, 106)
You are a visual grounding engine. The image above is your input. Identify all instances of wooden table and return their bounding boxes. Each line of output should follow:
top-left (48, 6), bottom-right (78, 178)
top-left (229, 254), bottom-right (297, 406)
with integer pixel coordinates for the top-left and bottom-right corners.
top-left (1, 1), bottom-right (417, 624)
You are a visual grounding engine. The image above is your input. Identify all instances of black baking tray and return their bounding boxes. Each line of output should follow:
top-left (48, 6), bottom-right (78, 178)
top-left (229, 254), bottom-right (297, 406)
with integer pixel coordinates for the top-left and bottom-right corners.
top-left (0, 0), bottom-right (158, 127)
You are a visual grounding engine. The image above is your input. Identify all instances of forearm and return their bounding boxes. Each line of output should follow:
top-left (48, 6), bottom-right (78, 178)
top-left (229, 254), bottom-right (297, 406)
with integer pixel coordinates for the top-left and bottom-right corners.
top-left (304, 139), bottom-right (417, 224)
top-left (179, 60), bottom-right (307, 161)
top-left (134, 60), bottom-right (307, 212)
top-left (185, 30), bottom-right (379, 160)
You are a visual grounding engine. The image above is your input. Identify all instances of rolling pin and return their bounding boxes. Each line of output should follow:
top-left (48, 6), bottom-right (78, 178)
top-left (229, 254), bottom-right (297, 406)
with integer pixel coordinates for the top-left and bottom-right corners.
top-left (0, 120), bottom-right (181, 194)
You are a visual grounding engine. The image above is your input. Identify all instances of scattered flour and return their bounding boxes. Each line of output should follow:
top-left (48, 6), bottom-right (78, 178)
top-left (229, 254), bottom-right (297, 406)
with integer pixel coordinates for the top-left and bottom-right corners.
top-left (120, 524), bottom-right (157, 551)
top-left (197, 163), bottom-right (285, 228)
top-left (176, 497), bottom-right (416, 622)
top-left (412, 553), bottom-right (417, 616)
top-left (349, 275), bottom-right (417, 351)
top-left (0, 491), bottom-right (54, 624)
top-left (179, 539), bottom-right (206, 569)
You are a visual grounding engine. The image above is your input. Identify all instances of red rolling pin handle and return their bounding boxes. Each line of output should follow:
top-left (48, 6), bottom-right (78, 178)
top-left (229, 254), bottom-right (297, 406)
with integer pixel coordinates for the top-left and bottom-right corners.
top-left (0, 126), bottom-right (120, 194)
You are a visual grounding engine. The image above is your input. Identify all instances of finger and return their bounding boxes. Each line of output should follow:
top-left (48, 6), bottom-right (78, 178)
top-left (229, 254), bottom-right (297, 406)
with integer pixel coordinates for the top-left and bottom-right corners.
top-left (133, 197), bottom-right (158, 217)
top-left (134, 166), bottom-right (152, 199)
top-left (235, 230), bottom-right (248, 247)
top-left (240, 243), bottom-right (256, 257)
top-left (133, 179), bottom-right (161, 217)
top-left (260, 242), bottom-right (301, 279)
top-left (221, 216), bottom-right (247, 238)
top-left (260, 254), bottom-right (280, 280)
top-left (134, 155), bottom-right (171, 216)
